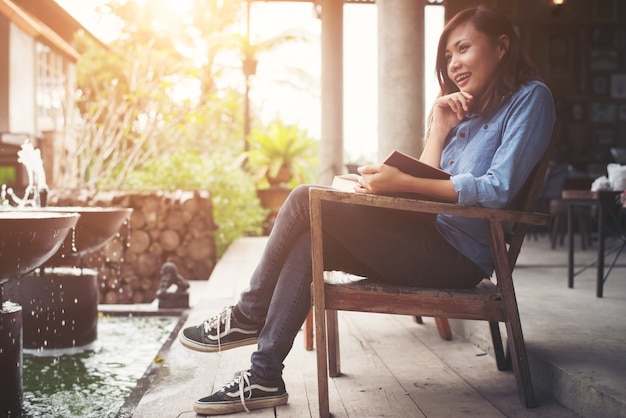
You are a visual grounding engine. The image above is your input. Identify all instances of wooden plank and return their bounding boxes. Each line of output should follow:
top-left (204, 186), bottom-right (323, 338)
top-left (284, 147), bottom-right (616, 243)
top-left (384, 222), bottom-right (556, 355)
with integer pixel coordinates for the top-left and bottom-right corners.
top-left (309, 188), bottom-right (551, 227)
top-left (284, 328), bottom-right (351, 418)
top-left (348, 312), bottom-right (506, 417)
top-left (206, 237), bottom-right (266, 301)
top-left (324, 282), bottom-right (506, 321)
top-left (327, 312), bottom-right (427, 417)
top-left (132, 297), bottom-right (230, 417)
top-left (396, 315), bottom-right (579, 418)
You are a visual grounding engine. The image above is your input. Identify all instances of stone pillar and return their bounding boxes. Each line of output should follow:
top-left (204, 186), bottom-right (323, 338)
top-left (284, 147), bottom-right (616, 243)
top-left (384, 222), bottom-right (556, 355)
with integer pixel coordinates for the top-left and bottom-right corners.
top-left (319, 0), bottom-right (344, 185)
top-left (0, 302), bottom-right (23, 416)
top-left (377, 0), bottom-right (425, 161)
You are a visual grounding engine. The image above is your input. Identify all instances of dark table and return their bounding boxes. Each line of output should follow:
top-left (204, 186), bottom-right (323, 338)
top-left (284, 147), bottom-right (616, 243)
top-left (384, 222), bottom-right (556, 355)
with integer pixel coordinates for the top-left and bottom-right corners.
top-left (562, 190), bottom-right (625, 297)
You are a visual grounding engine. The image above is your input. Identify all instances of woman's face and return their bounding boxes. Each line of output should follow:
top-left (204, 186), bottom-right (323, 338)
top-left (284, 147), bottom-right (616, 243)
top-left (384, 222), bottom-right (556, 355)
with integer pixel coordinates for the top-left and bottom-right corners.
top-left (444, 22), bottom-right (507, 96)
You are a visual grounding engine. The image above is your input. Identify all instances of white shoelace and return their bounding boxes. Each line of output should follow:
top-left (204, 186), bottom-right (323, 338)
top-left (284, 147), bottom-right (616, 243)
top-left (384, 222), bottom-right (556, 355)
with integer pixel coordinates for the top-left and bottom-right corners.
top-left (221, 370), bottom-right (253, 413)
top-left (201, 306), bottom-right (233, 352)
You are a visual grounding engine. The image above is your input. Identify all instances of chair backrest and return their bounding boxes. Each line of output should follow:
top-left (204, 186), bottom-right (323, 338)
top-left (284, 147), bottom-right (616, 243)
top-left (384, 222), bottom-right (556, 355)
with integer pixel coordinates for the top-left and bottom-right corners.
top-left (540, 162), bottom-right (568, 200)
top-left (506, 124), bottom-right (560, 267)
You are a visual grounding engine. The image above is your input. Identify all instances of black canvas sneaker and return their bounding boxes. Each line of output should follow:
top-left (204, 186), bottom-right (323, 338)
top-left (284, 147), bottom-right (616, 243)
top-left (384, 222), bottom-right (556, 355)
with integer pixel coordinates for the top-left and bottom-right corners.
top-left (179, 306), bottom-right (261, 353)
top-left (194, 370), bottom-right (288, 415)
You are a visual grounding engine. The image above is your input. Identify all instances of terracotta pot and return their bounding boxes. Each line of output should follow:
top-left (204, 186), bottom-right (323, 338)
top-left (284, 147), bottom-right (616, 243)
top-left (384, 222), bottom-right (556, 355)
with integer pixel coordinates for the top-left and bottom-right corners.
top-left (256, 186), bottom-right (292, 235)
top-left (266, 165), bottom-right (293, 186)
top-left (243, 56), bottom-right (258, 77)
top-left (256, 187), bottom-right (291, 212)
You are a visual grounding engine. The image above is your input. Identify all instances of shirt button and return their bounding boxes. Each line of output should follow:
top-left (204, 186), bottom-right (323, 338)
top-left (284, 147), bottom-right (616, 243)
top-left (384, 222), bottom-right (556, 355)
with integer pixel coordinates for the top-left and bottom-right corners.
top-left (483, 124), bottom-right (489, 129)
top-left (459, 132), bottom-right (466, 138)
top-left (449, 160), bottom-right (455, 165)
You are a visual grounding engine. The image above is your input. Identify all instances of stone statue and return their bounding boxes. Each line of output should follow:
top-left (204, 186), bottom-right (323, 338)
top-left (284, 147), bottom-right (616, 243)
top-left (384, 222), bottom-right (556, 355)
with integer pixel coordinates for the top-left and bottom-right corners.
top-left (156, 262), bottom-right (190, 309)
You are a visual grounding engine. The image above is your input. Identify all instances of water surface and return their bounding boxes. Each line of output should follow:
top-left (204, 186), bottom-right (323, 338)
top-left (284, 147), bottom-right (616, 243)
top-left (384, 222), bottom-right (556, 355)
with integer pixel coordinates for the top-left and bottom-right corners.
top-left (21, 315), bottom-right (178, 418)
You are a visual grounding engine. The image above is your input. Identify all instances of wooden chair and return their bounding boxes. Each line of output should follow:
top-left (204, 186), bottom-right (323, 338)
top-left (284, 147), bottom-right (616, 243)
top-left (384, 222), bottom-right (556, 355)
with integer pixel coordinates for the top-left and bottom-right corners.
top-left (309, 128), bottom-right (558, 417)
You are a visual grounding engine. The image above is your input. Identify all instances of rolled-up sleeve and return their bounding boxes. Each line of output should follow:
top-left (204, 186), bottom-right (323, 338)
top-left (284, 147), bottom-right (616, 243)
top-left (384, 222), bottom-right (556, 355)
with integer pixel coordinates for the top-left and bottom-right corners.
top-left (451, 173), bottom-right (479, 205)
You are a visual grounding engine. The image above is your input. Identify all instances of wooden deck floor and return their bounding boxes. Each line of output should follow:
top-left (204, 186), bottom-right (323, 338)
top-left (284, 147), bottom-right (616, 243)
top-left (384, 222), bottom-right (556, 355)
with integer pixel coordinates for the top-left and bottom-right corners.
top-left (132, 237), bottom-right (578, 417)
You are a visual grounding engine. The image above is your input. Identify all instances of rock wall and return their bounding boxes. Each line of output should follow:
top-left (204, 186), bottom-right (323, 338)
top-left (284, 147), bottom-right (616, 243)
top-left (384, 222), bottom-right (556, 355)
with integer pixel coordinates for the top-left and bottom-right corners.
top-left (48, 189), bottom-right (217, 304)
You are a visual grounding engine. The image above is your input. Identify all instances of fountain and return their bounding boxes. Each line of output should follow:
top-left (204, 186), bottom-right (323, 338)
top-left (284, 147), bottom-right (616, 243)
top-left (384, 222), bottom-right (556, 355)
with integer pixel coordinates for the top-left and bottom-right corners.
top-left (0, 210), bottom-right (80, 415)
top-left (0, 211), bottom-right (79, 284)
top-left (0, 139), bottom-right (132, 415)
top-left (3, 205), bottom-right (132, 349)
top-left (1, 140), bottom-right (132, 349)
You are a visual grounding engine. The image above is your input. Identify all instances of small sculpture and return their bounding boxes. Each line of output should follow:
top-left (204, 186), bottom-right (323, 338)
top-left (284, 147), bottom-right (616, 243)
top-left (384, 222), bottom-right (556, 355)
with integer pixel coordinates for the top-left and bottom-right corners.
top-left (156, 262), bottom-right (190, 309)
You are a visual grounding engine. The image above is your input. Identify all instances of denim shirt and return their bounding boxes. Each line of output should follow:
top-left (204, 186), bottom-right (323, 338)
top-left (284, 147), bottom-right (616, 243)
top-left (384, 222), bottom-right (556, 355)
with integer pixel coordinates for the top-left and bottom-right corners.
top-left (435, 80), bottom-right (556, 276)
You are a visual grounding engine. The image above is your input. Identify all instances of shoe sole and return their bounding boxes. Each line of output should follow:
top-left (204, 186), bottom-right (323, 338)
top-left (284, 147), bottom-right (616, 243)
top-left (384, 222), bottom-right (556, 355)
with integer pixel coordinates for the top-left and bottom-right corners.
top-left (178, 330), bottom-right (258, 353)
top-left (193, 393), bottom-right (288, 415)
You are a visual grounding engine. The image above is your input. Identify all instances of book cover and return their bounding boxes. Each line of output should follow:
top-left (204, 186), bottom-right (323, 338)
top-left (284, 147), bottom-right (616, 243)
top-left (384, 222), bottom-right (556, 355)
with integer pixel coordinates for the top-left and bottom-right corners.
top-left (383, 150), bottom-right (451, 180)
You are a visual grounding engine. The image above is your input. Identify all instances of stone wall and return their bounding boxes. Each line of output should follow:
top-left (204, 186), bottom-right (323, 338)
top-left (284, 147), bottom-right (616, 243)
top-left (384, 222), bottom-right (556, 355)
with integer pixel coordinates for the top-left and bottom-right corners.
top-left (48, 189), bottom-right (217, 304)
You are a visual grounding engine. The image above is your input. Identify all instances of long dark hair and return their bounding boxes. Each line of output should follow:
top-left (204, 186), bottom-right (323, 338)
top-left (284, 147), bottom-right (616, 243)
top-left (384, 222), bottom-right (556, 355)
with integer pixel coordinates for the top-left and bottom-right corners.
top-left (434, 6), bottom-right (537, 116)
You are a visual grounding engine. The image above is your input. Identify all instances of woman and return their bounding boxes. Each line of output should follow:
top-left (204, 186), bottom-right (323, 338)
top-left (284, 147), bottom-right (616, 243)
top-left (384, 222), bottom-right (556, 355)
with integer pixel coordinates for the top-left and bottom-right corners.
top-left (179, 5), bottom-right (555, 415)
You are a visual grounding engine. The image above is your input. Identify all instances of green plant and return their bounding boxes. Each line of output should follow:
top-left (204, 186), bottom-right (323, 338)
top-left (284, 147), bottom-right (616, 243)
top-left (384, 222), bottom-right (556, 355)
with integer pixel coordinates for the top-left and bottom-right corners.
top-left (245, 120), bottom-right (319, 189)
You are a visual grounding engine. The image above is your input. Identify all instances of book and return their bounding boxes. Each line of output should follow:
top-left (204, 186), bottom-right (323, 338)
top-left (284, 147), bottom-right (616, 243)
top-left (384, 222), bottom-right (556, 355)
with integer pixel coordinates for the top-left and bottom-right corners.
top-left (331, 173), bottom-right (362, 193)
top-left (331, 150), bottom-right (451, 198)
top-left (383, 149), bottom-right (451, 180)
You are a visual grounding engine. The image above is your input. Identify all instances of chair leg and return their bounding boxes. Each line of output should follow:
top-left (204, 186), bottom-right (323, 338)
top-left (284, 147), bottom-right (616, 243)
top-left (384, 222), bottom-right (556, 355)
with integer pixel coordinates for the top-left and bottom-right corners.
top-left (490, 223), bottom-right (536, 407)
top-left (313, 303), bottom-right (330, 418)
top-left (313, 309), bottom-right (338, 418)
top-left (504, 316), bottom-right (536, 407)
top-left (327, 310), bottom-right (341, 377)
top-left (414, 317), bottom-right (452, 340)
top-left (434, 317), bottom-right (452, 340)
top-left (304, 309), bottom-right (314, 351)
top-left (489, 321), bottom-right (511, 371)
top-left (550, 214), bottom-right (563, 249)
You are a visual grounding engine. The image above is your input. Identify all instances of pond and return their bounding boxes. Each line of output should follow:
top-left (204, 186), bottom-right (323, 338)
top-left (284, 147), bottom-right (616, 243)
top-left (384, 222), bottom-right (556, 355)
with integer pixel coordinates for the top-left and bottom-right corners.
top-left (19, 314), bottom-right (181, 418)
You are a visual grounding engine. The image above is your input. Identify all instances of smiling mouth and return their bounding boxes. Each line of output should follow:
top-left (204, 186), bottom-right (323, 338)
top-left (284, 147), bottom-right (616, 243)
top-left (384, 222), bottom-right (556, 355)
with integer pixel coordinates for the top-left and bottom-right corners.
top-left (455, 73), bottom-right (471, 83)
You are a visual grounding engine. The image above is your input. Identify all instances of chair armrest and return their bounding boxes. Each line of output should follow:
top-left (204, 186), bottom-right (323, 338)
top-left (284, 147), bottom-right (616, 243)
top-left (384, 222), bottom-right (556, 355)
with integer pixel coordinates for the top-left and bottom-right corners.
top-left (309, 188), bottom-right (551, 228)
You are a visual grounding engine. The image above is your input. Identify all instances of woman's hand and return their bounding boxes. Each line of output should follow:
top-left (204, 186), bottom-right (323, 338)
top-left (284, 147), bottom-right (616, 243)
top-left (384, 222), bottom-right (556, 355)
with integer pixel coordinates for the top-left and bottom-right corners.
top-left (430, 91), bottom-right (474, 136)
top-left (354, 163), bottom-right (404, 195)
top-left (420, 91), bottom-right (474, 168)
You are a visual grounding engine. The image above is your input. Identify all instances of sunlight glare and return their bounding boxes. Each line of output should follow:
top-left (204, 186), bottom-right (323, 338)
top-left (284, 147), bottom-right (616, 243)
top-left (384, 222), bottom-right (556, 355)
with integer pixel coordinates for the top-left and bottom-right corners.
top-left (165, 0), bottom-right (194, 13)
top-left (133, 0), bottom-right (194, 14)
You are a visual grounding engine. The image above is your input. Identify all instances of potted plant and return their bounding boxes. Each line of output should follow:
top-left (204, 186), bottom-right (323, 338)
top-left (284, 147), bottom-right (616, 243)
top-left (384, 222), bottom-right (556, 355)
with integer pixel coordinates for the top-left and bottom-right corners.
top-left (245, 120), bottom-right (318, 231)
top-left (246, 120), bottom-right (318, 189)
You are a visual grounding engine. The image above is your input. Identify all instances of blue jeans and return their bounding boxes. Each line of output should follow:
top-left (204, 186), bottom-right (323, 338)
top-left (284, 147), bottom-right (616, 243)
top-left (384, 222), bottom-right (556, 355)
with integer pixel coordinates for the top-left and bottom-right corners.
top-left (238, 185), bottom-right (483, 380)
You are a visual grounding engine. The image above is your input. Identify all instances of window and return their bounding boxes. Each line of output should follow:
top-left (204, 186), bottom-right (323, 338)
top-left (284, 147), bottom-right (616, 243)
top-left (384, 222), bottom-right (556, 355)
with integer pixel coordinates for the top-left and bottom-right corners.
top-left (36, 42), bottom-right (67, 132)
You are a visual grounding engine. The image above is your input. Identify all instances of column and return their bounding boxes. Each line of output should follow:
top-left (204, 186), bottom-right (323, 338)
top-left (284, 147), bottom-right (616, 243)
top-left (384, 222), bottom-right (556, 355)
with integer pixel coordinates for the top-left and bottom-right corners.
top-left (319, 0), bottom-right (344, 185)
top-left (377, 0), bottom-right (425, 160)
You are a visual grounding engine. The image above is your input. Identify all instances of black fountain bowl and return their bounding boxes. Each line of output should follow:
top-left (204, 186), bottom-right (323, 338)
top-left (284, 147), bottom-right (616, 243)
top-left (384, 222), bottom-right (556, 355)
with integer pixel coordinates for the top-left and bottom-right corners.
top-left (20, 206), bottom-right (133, 260)
top-left (0, 211), bottom-right (80, 284)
